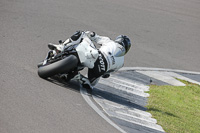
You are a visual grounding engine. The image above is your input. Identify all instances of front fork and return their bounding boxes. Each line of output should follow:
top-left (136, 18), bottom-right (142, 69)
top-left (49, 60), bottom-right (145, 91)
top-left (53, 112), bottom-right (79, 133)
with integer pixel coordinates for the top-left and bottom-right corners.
top-left (42, 50), bottom-right (54, 65)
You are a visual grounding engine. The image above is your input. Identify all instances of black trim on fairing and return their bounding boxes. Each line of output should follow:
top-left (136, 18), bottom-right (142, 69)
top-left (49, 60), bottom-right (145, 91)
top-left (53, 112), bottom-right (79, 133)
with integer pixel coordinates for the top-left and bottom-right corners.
top-left (70, 31), bottom-right (83, 41)
top-left (80, 38), bottom-right (83, 43)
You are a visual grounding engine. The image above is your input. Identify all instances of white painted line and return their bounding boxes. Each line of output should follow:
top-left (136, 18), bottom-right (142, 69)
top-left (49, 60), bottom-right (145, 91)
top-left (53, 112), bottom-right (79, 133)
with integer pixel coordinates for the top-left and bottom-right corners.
top-left (116, 109), bottom-right (157, 123)
top-left (116, 111), bottom-right (157, 124)
top-left (108, 112), bottom-right (164, 132)
top-left (100, 78), bottom-right (147, 92)
top-left (99, 79), bottom-right (145, 92)
top-left (92, 99), bottom-right (162, 131)
top-left (128, 109), bottom-right (152, 117)
top-left (80, 87), bottom-right (126, 133)
top-left (94, 96), bottom-right (152, 118)
top-left (93, 100), bottom-right (157, 123)
top-left (110, 76), bottom-right (149, 91)
top-left (137, 71), bottom-right (185, 86)
top-left (103, 102), bottom-right (123, 109)
top-left (120, 67), bottom-right (200, 75)
top-left (98, 80), bottom-right (149, 97)
top-left (163, 72), bottom-right (200, 85)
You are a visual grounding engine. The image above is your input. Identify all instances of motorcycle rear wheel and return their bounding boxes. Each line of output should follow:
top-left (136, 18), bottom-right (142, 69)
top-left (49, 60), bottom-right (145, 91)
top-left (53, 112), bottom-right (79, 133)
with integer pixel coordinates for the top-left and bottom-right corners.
top-left (38, 55), bottom-right (78, 79)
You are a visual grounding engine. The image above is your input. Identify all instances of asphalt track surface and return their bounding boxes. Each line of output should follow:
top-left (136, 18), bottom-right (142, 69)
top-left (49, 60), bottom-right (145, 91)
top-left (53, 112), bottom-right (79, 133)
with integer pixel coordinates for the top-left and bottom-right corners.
top-left (0, 0), bottom-right (200, 133)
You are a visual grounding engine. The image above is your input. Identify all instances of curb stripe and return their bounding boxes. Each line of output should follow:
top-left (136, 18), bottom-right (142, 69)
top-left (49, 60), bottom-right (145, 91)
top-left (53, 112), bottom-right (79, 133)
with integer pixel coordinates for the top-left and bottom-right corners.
top-left (80, 87), bottom-right (126, 133)
top-left (120, 67), bottom-right (200, 75)
top-left (81, 67), bottom-right (200, 133)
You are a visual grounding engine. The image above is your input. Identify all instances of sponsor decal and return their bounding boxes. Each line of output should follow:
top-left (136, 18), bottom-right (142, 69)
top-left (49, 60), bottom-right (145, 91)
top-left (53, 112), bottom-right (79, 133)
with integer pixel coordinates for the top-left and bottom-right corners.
top-left (111, 55), bottom-right (115, 65)
top-left (108, 51), bottom-right (115, 65)
top-left (99, 53), bottom-right (106, 71)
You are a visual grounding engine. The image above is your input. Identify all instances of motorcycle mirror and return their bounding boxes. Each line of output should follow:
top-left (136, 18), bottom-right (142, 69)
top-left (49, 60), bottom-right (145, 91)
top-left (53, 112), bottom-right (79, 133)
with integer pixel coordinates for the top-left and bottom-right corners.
top-left (58, 40), bottom-right (63, 44)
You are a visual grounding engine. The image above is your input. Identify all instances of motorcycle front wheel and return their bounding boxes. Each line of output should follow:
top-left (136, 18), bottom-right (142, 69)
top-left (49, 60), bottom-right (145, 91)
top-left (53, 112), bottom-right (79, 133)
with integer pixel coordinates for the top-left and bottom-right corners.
top-left (38, 55), bottom-right (78, 79)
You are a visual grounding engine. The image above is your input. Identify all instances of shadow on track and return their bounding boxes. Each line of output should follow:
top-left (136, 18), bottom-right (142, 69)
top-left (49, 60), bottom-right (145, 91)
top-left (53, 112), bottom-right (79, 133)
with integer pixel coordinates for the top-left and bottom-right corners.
top-left (43, 75), bottom-right (148, 112)
top-left (148, 108), bottom-right (179, 118)
top-left (45, 76), bottom-right (80, 93)
top-left (93, 88), bottom-right (147, 111)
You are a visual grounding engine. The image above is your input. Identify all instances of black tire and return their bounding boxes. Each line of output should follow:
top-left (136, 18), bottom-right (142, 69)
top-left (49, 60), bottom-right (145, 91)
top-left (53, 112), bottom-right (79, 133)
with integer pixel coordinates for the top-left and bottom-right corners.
top-left (38, 55), bottom-right (78, 79)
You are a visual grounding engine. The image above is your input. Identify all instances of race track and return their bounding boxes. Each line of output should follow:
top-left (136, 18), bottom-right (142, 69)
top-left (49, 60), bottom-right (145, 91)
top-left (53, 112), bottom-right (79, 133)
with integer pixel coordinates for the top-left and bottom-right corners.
top-left (1, 0), bottom-right (200, 132)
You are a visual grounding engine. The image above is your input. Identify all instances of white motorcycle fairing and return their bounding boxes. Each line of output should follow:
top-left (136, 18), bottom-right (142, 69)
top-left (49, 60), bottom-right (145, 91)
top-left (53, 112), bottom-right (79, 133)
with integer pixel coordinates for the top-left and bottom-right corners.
top-left (75, 37), bottom-right (98, 69)
top-left (38, 35), bottom-right (99, 79)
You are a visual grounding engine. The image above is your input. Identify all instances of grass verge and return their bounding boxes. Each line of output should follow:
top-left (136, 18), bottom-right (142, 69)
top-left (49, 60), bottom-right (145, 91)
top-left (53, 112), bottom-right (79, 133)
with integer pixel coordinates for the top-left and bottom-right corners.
top-left (146, 79), bottom-right (200, 133)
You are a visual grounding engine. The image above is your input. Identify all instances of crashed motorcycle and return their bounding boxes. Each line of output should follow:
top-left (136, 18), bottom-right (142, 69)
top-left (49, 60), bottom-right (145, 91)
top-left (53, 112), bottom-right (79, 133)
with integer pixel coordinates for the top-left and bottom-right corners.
top-left (37, 35), bottom-right (98, 80)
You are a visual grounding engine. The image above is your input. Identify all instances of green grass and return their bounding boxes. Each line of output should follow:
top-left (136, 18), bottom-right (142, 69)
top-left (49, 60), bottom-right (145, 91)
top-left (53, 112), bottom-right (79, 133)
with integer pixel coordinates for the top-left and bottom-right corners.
top-left (146, 80), bottom-right (200, 133)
